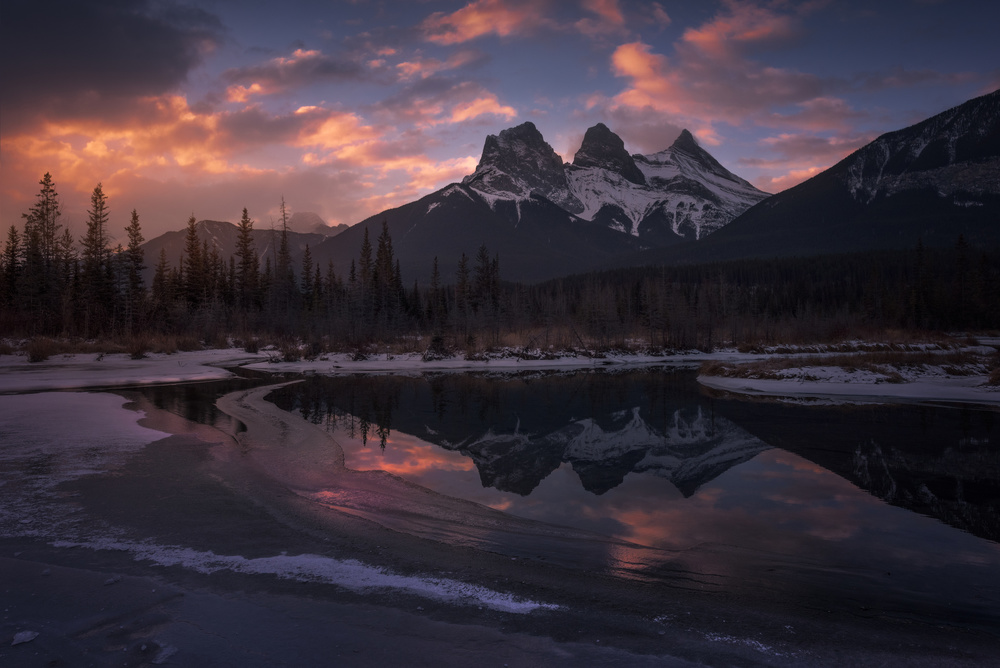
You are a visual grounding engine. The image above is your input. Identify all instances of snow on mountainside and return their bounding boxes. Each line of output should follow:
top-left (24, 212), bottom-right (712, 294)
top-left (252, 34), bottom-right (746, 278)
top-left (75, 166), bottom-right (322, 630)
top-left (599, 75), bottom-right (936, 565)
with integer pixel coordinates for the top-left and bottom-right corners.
top-left (661, 88), bottom-right (1000, 262)
top-left (452, 405), bottom-right (769, 496)
top-left (842, 89), bottom-right (1000, 204)
top-left (465, 122), bottom-right (767, 243)
top-left (461, 122), bottom-right (584, 214)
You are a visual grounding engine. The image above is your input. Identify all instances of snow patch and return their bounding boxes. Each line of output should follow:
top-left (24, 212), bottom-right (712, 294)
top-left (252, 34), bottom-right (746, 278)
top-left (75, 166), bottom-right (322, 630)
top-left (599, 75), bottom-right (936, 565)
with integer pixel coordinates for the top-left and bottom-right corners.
top-left (51, 539), bottom-right (559, 614)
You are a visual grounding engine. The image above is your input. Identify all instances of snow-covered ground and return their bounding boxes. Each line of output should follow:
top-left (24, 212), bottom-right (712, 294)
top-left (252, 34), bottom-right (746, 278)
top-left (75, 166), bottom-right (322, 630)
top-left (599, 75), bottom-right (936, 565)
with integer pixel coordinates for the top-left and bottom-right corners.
top-left (1, 343), bottom-right (997, 406)
top-left (0, 347), bottom-right (708, 393)
top-left (698, 360), bottom-right (1000, 405)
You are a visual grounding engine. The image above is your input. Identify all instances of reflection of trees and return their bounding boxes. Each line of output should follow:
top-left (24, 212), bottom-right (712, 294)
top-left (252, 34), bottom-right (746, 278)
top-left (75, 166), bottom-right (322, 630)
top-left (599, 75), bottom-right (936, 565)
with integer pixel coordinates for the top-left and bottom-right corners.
top-left (139, 378), bottom-right (253, 436)
top-left (276, 374), bottom-right (400, 450)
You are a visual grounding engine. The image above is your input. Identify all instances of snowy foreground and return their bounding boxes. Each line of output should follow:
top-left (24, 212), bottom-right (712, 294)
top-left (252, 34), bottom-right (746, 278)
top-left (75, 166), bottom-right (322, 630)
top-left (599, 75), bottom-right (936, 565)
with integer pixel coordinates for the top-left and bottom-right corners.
top-left (1, 343), bottom-right (997, 406)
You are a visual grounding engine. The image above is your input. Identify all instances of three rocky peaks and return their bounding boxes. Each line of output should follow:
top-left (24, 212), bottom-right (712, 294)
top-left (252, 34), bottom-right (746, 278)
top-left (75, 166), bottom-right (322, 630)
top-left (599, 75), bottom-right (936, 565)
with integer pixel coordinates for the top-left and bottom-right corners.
top-left (462, 121), bottom-right (767, 243)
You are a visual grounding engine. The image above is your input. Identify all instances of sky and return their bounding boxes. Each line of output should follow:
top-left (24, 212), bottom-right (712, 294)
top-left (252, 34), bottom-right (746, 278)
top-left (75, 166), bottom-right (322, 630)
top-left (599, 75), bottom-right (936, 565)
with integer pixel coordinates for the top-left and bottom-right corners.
top-left (2, 0), bottom-right (998, 240)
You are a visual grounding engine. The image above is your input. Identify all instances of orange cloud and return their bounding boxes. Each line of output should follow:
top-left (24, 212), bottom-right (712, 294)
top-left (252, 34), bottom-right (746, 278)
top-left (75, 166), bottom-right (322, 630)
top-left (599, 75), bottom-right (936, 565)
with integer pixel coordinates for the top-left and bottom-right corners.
top-left (293, 107), bottom-right (380, 151)
top-left (226, 82), bottom-right (265, 103)
top-left (575, 0), bottom-right (629, 38)
top-left (395, 50), bottom-right (482, 81)
top-left (422, 0), bottom-right (546, 44)
top-left (606, 3), bottom-right (823, 127)
top-left (681, 0), bottom-right (797, 60)
top-left (448, 95), bottom-right (517, 124)
top-left (754, 166), bottom-right (822, 192)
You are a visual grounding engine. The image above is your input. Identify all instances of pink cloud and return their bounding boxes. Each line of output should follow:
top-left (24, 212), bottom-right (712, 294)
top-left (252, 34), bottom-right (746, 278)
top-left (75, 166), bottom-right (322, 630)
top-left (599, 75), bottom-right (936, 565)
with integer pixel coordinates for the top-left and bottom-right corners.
top-left (395, 49), bottom-right (484, 81)
top-left (762, 97), bottom-right (867, 132)
top-left (422, 0), bottom-right (548, 45)
top-left (606, 2), bottom-right (824, 126)
top-left (575, 0), bottom-right (629, 38)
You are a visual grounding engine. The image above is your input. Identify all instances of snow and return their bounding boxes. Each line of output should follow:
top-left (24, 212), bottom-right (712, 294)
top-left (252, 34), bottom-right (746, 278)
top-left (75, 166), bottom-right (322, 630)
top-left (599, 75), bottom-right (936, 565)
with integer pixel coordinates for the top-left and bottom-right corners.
top-left (50, 539), bottom-right (558, 614)
top-left (698, 368), bottom-right (1000, 406)
top-left (0, 391), bottom-right (171, 486)
top-left (0, 349), bottom-right (263, 393)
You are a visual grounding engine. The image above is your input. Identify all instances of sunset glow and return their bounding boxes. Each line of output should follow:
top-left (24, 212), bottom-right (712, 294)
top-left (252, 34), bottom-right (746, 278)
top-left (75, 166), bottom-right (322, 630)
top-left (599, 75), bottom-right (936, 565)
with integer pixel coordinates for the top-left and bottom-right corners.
top-left (2, 1), bottom-right (995, 238)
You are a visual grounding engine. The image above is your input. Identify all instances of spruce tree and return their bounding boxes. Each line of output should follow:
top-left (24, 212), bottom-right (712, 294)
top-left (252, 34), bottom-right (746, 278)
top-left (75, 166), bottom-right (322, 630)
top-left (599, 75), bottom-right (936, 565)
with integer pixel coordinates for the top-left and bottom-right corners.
top-left (124, 209), bottom-right (145, 331)
top-left (183, 215), bottom-right (204, 307)
top-left (235, 207), bottom-right (258, 310)
top-left (80, 183), bottom-right (113, 333)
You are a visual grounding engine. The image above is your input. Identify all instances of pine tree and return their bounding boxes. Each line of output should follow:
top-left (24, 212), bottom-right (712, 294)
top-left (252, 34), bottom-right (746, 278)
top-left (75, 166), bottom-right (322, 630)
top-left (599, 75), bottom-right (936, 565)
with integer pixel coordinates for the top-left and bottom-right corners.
top-left (301, 244), bottom-right (314, 309)
top-left (20, 173), bottom-right (62, 327)
top-left (152, 248), bottom-right (172, 309)
top-left (273, 197), bottom-right (297, 315)
top-left (80, 183), bottom-right (113, 334)
top-left (124, 209), bottom-right (145, 331)
top-left (183, 215), bottom-right (204, 307)
top-left (235, 207), bottom-right (258, 310)
top-left (2, 225), bottom-right (22, 308)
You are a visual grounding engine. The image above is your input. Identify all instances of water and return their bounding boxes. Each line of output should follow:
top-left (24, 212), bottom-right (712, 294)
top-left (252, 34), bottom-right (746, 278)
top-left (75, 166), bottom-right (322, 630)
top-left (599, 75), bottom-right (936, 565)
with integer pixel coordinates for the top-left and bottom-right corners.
top-left (2, 366), bottom-right (999, 662)
top-left (263, 368), bottom-right (1000, 619)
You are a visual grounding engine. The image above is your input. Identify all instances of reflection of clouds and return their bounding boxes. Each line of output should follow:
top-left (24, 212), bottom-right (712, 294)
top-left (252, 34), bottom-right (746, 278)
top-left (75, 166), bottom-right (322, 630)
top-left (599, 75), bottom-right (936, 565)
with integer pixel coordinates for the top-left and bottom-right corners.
top-left (346, 430), bottom-right (475, 477)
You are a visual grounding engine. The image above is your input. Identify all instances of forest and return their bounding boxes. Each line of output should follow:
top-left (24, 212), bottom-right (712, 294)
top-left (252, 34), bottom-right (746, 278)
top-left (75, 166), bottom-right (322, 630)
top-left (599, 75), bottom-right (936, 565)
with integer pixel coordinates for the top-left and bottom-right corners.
top-left (3, 174), bottom-right (999, 358)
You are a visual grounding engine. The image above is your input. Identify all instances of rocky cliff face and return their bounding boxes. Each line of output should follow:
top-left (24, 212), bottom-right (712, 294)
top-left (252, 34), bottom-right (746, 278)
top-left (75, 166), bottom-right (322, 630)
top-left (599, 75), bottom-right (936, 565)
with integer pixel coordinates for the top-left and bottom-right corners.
top-left (464, 121), bottom-right (767, 244)
top-left (462, 122), bottom-right (584, 214)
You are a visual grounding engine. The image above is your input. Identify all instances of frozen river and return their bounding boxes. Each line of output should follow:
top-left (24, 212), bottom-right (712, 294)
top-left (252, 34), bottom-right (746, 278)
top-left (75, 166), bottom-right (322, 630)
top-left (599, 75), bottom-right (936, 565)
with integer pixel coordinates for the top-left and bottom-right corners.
top-left (2, 365), bottom-right (998, 665)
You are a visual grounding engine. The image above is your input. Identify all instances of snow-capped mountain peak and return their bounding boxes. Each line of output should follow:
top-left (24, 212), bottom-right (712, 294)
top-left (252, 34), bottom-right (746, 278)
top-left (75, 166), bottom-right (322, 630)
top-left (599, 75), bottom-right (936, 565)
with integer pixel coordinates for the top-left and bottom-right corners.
top-left (462, 121), bottom-right (584, 214)
top-left (464, 121), bottom-right (767, 243)
top-left (572, 123), bottom-right (646, 186)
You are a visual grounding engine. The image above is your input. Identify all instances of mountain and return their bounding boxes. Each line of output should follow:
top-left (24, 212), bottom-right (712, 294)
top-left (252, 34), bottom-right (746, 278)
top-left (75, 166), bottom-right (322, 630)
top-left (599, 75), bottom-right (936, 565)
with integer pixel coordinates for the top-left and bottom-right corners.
top-left (140, 220), bottom-right (327, 283)
top-left (310, 183), bottom-right (640, 284)
top-left (463, 122), bottom-right (767, 245)
top-left (565, 126), bottom-right (768, 244)
top-left (638, 88), bottom-right (1000, 265)
top-left (287, 211), bottom-right (349, 237)
top-left (311, 121), bottom-right (763, 282)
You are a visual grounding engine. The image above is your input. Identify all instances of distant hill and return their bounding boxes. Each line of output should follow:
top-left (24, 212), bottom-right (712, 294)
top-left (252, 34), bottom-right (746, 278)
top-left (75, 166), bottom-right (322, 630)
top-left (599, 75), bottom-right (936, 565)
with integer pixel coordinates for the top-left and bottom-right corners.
top-left (287, 211), bottom-right (349, 237)
top-left (139, 220), bottom-right (328, 283)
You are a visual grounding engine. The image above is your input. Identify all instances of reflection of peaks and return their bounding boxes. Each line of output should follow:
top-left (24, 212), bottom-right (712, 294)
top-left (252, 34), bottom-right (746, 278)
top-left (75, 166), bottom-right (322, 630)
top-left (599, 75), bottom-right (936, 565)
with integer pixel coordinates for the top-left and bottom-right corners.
top-left (455, 407), bottom-right (769, 497)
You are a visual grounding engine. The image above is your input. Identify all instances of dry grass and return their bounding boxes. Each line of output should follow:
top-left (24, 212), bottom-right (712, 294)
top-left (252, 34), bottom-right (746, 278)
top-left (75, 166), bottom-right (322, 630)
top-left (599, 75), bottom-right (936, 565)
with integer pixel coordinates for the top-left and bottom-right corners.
top-left (701, 349), bottom-right (991, 382)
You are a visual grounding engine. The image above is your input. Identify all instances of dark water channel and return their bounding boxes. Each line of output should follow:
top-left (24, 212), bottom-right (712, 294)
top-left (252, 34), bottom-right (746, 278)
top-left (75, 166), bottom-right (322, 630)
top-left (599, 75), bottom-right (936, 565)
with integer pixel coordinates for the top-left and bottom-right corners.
top-left (263, 368), bottom-right (1000, 627)
top-left (3, 366), bottom-right (1000, 664)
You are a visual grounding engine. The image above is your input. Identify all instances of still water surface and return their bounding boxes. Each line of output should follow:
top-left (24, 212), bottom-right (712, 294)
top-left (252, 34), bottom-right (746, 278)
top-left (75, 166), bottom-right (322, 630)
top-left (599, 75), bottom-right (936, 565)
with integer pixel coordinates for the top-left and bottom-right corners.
top-left (262, 368), bottom-right (1000, 616)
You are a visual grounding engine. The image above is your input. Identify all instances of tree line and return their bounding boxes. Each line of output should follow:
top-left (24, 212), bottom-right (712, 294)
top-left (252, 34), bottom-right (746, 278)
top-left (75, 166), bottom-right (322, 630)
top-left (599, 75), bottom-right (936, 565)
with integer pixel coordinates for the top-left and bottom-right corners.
top-left (3, 173), bottom-right (999, 352)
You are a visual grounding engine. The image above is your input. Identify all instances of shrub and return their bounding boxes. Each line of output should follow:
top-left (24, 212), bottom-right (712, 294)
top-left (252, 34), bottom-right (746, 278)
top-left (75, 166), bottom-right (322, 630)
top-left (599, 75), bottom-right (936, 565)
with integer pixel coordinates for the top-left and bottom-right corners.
top-left (176, 336), bottom-right (202, 352)
top-left (26, 338), bottom-right (58, 363)
top-left (244, 338), bottom-right (260, 354)
top-left (127, 337), bottom-right (150, 360)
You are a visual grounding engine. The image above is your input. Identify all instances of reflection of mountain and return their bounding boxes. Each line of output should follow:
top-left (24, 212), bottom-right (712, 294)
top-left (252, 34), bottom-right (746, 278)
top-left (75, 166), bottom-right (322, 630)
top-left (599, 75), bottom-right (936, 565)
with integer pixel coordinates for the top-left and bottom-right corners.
top-left (455, 406), bottom-right (768, 496)
top-left (852, 438), bottom-right (1000, 542)
top-left (713, 398), bottom-right (1000, 543)
top-left (267, 369), bottom-right (770, 498)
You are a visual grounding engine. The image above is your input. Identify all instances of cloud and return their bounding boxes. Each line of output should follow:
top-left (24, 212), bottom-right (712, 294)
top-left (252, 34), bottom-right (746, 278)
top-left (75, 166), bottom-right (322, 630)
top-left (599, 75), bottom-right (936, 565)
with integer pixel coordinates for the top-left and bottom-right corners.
top-left (422, 0), bottom-right (549, 44)
top-left (222, 48), bottom-right (367, 99)
top-left (762, 97), bottom-right (868, 132)
top-left (0, 0), bottom-right (222, 134)
top-left (395, 49), bottom-right (487, 81)
top-left (574, 0), bottom-right (629, 39)
top-left (741, 131), bottom-right (872, 192)
top-left (372, 78), bottom-right (518, 128)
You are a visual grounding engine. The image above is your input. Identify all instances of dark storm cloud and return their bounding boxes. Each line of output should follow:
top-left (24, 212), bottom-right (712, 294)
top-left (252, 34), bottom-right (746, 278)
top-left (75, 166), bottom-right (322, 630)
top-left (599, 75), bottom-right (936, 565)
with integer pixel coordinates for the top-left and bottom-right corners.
top-left (0, 0), bottom-right (223, 131)
top-left (220, 48), bottom-right (367, 94)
